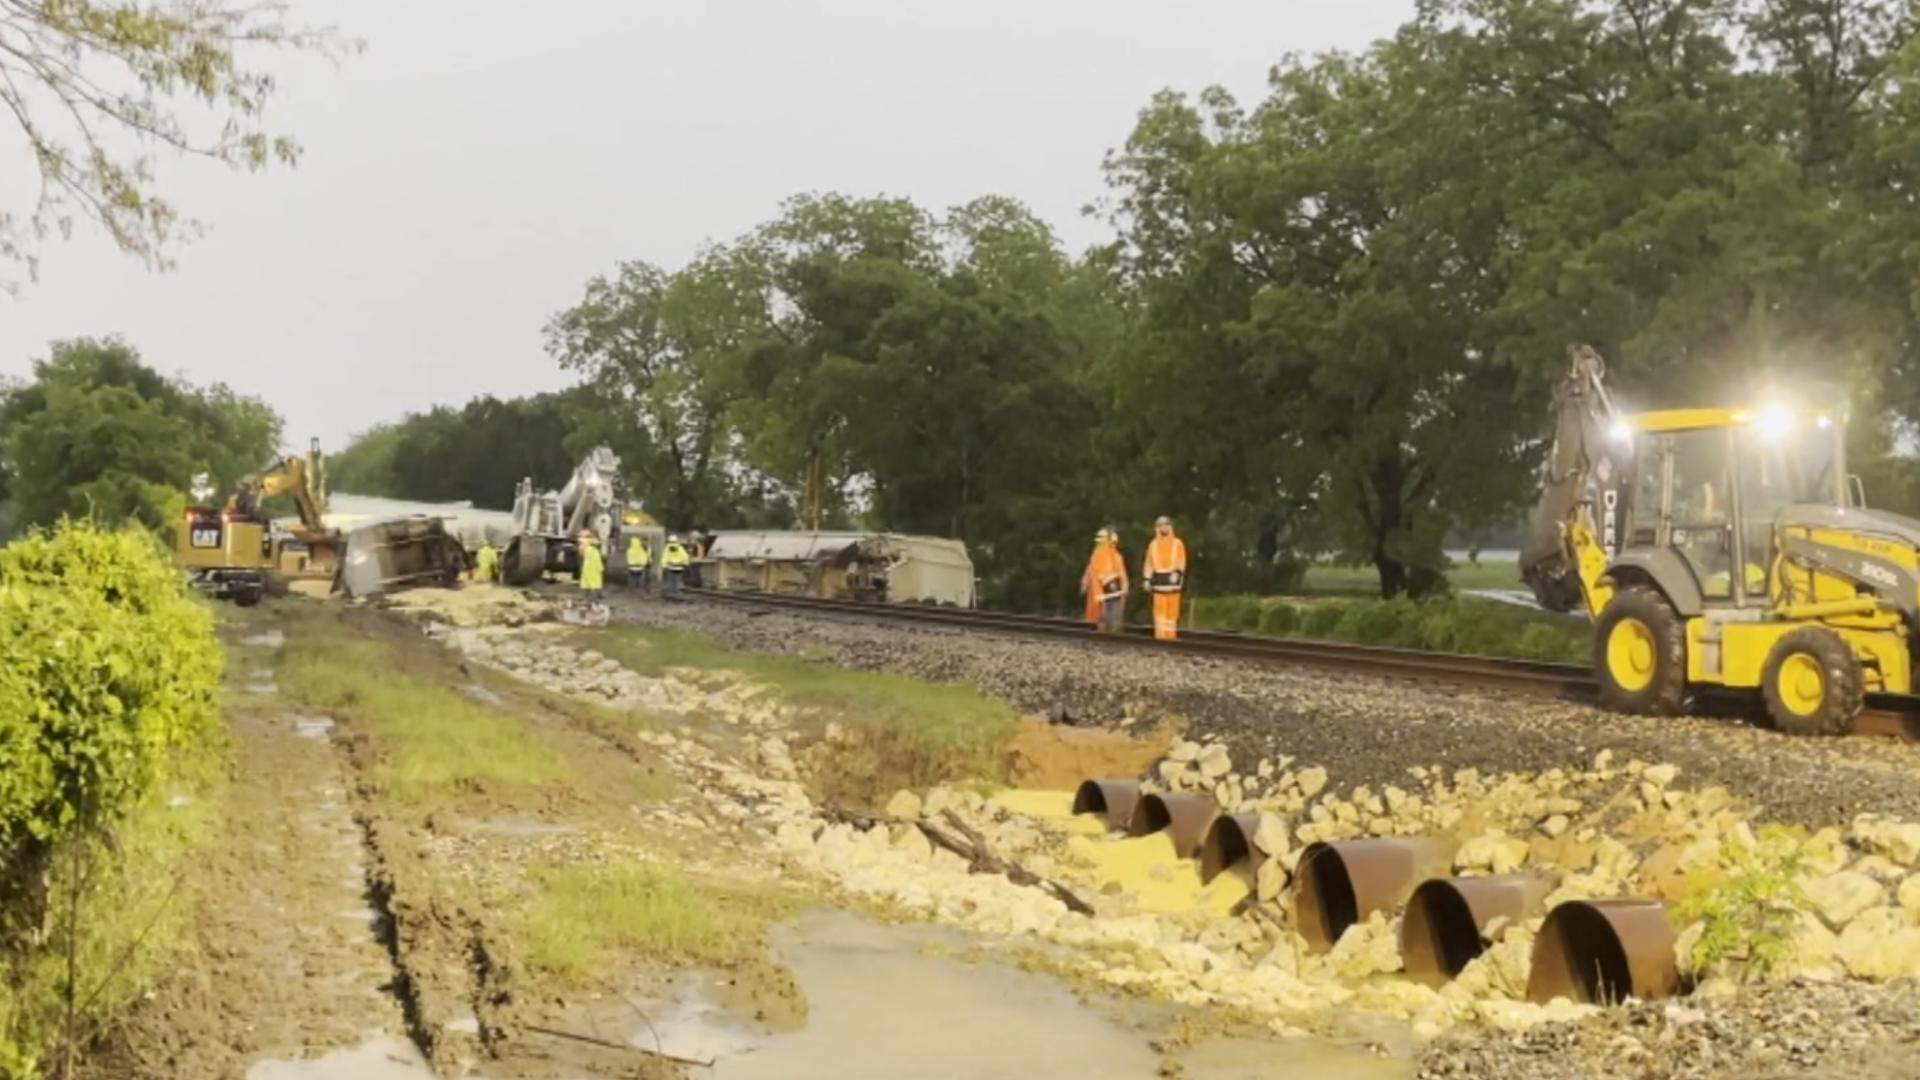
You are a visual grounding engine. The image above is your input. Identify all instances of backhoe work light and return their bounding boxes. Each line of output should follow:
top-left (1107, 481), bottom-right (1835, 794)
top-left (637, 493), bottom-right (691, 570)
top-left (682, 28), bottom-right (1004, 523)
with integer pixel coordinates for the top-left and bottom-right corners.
top-left (1755, 406), bottom-right (1794, 438)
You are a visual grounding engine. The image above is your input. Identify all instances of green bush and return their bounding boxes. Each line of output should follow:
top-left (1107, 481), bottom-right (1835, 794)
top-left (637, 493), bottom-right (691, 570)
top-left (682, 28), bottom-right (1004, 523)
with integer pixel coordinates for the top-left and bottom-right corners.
top-left (1192, 595), bottom-right (1262, 632)
top-left (0, 520), bottom-right (224, 1075)
top-left (1196, 592), bottom-right (1587, 663)
top-left (1258, 603), bottom-right (1298, 636)
top-left (0, 521), bottom-right (223, 855)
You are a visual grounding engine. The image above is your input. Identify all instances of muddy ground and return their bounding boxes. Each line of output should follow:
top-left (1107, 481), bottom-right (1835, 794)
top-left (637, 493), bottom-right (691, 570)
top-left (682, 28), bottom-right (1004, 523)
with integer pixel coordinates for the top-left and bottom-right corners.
top-left (91, 596), bottom-right (1412, 1080)
top-left (80, 587), bottom-right (1920, 1079)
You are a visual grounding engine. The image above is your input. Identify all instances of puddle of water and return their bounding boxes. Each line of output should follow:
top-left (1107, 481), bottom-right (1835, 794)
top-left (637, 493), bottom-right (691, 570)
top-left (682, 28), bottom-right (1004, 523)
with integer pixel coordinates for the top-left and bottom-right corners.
top-left (683, 911), bottom-right (1161, 1079)
top-left (644, 911), bottom-right (1409, 1080)
top-left (292, 716), bottom-right (335, 740)
top-left (241, 630), bottom-right (286, 649)
top-left (245, 1034), bottom-right (435, 1080)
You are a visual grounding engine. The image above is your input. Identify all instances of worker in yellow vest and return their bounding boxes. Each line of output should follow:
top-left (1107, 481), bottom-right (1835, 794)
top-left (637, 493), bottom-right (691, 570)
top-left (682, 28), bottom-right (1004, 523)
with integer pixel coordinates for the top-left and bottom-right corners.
top-left (626, 532), bottom-right (652, 593)
top-left (579, 533), bottom-right (605, 599)
top-left (1142, 515), bottom-right (1188, 641)
top-left (662, 534), bottom-right (691, 599)
top-left (473, 540), bottom-right (499, 584)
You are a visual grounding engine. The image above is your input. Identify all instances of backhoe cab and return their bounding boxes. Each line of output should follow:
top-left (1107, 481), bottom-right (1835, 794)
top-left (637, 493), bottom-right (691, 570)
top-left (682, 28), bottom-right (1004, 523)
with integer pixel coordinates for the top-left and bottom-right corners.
top-left (1522, 349), bottom-right (1919, 735)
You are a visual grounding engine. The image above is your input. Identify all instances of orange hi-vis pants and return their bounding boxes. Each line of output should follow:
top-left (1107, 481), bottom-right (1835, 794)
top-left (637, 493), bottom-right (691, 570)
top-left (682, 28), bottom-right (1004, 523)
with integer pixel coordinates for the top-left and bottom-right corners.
top-left (1152, 591), bottom-right (1181, 640)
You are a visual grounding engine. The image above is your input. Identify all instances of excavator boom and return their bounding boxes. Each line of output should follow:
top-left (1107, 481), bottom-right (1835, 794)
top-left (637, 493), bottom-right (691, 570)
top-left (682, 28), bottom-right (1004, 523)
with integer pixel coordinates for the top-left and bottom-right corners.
top-left (1519, 346), bottom-right (1625, 615)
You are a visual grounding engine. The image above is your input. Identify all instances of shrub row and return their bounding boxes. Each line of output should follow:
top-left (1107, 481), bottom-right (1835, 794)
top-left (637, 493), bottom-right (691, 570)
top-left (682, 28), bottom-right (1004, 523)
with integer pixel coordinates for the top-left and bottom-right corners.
top-left (1189, 594), bottom-right (1588, 664)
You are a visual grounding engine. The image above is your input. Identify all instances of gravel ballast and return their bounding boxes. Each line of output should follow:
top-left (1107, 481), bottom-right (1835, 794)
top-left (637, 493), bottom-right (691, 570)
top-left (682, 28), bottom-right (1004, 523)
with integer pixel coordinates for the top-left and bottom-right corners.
top-left (604, 594), bottom-right (1920, 828)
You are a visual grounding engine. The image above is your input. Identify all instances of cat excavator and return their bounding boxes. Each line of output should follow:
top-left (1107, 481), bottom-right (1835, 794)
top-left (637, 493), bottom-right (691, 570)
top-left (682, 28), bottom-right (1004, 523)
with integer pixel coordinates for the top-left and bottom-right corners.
top-left (174, 439), bottom-right (340, 604)
top-left (1521, 347), bottom-right (1920, 735)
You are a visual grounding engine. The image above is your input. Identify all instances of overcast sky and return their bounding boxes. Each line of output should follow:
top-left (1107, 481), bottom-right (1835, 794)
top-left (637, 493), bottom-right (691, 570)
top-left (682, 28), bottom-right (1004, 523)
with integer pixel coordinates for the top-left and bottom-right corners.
top-left (0, 0), bottom-right (1415, 452)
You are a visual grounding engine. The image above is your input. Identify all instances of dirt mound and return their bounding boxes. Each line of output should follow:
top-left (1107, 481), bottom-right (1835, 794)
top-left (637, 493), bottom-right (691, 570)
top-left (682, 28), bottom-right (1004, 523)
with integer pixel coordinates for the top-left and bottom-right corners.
top-left (1003, 719), bottom-right (1174, 791)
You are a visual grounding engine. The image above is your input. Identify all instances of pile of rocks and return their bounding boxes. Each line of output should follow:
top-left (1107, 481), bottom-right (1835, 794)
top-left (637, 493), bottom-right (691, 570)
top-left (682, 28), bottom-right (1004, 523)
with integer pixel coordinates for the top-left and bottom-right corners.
top-left (424, 615), bottom-right (1920, 1058)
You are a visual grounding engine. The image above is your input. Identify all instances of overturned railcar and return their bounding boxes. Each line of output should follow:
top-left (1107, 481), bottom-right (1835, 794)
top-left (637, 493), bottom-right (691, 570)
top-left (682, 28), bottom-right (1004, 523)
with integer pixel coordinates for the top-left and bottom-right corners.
top-left (702, 531), bottom-right (975, 607)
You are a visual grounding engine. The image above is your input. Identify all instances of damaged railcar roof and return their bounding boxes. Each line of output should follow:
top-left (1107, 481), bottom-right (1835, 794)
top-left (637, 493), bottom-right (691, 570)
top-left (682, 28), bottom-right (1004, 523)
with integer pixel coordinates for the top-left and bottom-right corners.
top-left (705, 530), bottom-right (971, 564)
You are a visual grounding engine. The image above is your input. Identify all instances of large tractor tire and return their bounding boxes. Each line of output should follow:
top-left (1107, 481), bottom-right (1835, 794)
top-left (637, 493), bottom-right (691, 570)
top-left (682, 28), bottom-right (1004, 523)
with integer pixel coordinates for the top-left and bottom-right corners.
top-left (1594, 585), bottom-right (1686, 715)
top-left (1761, 627), bottom-right (1863, 737)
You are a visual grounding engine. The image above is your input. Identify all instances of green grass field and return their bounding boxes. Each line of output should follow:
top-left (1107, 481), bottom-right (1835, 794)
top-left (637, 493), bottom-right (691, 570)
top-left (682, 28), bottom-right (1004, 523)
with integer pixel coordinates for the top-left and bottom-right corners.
top-left (1295, 559), bottom-right (1524, 597)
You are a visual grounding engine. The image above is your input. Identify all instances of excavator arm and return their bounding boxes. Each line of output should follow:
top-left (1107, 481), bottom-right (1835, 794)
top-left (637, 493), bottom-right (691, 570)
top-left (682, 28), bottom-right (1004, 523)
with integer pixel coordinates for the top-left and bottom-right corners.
top-left (227, 439), bottom-right (330, 535)
top-left (1519, 346), bottom-right (1626, 618)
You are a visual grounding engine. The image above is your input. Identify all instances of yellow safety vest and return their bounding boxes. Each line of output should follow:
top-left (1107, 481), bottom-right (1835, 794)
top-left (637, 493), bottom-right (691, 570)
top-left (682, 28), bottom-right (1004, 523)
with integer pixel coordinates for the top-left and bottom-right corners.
top-left (627, 537), bottom-right (651, 567)
top-left (664, 543), bottom-right (690, 570)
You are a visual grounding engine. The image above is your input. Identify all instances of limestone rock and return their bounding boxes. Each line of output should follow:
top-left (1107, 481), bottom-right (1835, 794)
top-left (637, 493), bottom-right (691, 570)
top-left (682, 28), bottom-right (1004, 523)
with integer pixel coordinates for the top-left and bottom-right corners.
top-left (1456, 832), bottom-right (1530, 875)
top-left (1783, 911), bottom-right (1842, 982)
top-left (1296, 766), bottom-right (1329, 799)
top-left (1256, 857), bottom-right (1288, 903)
top-left (1540, 814), bottom-right (1570, 839)
top-left (1836, 906), bottom-right (1920, 980)
top-left (1328, 914), bottom-right (1402, 980)
top-left (884, 789), bottom-right (925, 821)
top-left (1805, 870), bottom-right (1886, 928)
top-left (1198, 744), bottom-right (1233, 779)
top-left (1254, 814), bottom-right (1292, 858)
top-left (1898, 874), bottom-right (1920, 916)
top-left (1851, 816), bottom-right (1920, 866)
top-left (1168, 741), bottom-right (1202, 763)
top-left (1158, 760), bottom-right (1187, 787)
top-left (1643, 763), bottom-right (1679, 788)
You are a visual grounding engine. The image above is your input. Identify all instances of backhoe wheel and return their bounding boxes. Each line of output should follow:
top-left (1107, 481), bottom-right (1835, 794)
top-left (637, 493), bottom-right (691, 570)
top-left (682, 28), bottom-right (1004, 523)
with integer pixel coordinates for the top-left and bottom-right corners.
top-left (1594, 585), bottom-right (1686, 715)
top-left (1762, 628), bottom-right (1864, 737)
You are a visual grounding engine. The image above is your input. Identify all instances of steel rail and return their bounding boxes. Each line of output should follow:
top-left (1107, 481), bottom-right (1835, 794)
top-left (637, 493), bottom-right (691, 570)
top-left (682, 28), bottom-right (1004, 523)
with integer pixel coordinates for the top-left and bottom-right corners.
top-left (682, 587), bottom-right (1920, 737)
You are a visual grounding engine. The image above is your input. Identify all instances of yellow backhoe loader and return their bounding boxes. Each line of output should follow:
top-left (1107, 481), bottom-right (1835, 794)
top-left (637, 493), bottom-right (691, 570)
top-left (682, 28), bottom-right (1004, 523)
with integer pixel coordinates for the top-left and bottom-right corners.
top-left (174, 439), bottom-right (340, 604)
top-left (1521, 347), bottom-right (1917, 735)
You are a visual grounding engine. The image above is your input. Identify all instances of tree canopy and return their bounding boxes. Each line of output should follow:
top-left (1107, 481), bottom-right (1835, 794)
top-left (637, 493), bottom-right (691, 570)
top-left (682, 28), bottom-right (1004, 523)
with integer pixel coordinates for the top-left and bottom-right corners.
top-left (0, 338), bottom-right (282, 532)
top-left (0, 0), bottom-right (349, 280)
top-left (330, 0), bottom-right (1920, 607)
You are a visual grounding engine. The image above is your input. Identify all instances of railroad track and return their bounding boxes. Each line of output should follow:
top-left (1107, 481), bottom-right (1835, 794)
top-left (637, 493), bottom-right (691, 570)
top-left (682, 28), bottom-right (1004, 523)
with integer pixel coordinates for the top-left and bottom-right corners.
top-left (686, 587), bottom-right (1920, 738)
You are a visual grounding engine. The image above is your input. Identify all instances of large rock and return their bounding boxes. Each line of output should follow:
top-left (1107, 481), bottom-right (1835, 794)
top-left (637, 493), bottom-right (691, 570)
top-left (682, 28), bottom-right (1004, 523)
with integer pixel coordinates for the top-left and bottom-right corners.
top-left (1898, 874), bottom-right (1920, 917)
top-left (1297, 766), bottom-right (1329, 799)
top-left (1456, 832), bottom-right (1530, 875)
top-left (1254, 813), bottom-right (1292, 858)
top-left (1167, 741), bottom-right (1202, 763)
top-left (1805, 870), bottom-right (1886, 928)
top-left (1851, 816), bottom-right (1920, 866)
top-left (884, 789), bottom-right (925, 821)
top-left (1836, 906), bottom-right (1920, 980)
top-left (1256, 857), bottom-right (1289, 903)
top-left (1783, 911), bottom-right (1843, 982)
top-left (1197, 744), bottom-right (1233, 779)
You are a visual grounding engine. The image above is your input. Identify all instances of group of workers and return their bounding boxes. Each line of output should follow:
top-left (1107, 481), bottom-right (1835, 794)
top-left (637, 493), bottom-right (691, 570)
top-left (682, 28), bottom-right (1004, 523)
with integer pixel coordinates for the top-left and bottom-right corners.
top-left (1080, 515), bottom-right (1188, 640)
top-left (467, 530), bottom-right (692, 599)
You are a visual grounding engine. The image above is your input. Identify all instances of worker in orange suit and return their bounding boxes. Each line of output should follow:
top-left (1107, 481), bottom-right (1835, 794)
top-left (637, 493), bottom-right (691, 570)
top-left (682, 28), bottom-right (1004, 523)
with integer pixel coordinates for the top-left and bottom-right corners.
top-left (1080, 527), bottom-right (1128, 633)
top-left (1142, 515), bottom-right (1188, 641)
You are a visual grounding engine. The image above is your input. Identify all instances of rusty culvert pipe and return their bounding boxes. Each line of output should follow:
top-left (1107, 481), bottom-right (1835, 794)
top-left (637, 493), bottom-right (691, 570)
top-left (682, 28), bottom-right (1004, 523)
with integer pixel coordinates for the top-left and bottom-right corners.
top-left (1071, 779), bottom-right (1143, 832)
top-left (1199, 813), bottom-right (1269, 883)
top-left (1401, 875), bottom-right (1552, 984)
top-left (1126, 793), bottom-right (1219, 859)
top-left (1526, 899), bottom-right (1679, 1005)
top-left (1294, 838), bottom-right (1457, 952)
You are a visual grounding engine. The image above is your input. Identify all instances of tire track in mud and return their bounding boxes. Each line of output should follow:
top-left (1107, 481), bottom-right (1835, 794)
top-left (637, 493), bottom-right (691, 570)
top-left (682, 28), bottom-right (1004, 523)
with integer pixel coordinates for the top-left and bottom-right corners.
top-left (330, 723), bottom-right (509, 1077)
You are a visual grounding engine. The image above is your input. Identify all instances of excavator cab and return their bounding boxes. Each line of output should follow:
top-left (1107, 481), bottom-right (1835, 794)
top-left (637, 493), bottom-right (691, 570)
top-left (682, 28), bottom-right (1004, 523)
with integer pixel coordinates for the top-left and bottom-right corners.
top-left (1524, 351), bottom-right (1920, 736)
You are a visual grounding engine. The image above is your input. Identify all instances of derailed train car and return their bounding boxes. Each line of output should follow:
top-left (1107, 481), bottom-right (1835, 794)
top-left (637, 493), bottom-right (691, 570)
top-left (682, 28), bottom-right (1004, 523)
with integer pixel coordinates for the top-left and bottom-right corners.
top-left (701, 531), bottom-right (975, 607)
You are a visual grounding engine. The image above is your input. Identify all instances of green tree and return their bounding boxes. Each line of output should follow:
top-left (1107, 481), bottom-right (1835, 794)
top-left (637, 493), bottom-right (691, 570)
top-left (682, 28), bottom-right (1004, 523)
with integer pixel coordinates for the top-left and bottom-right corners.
top-left (0, 1), bottom-right (352, 279)
top-left (0, 338), bottom-right (281, 531)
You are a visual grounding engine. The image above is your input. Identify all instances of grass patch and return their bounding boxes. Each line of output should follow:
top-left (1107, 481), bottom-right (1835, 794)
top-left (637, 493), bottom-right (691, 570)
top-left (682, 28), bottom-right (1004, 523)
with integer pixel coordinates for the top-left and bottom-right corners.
top-left (517, 862), bottom-right (769, 983)
top-left (1297, 559), bottom-right (1523, 596)
top-left (1190, 594), bottom-right (1588, 663)
top-left (592, 628), bottom-right (1018, 807)
top-left (276, 631), bottom-right (568, 800)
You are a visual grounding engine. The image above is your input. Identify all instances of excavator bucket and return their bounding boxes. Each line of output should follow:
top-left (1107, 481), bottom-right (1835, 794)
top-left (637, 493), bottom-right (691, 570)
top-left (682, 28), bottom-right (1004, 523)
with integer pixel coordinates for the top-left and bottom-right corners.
top-left (338, 516), bottom-right (467, 599)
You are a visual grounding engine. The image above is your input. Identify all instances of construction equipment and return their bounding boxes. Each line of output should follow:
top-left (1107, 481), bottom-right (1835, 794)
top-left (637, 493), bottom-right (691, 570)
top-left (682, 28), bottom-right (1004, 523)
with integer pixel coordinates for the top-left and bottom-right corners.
top-left (175, 439), bottom-right (341, 604)
top-left (1521, 346), bottom-right (1920, 734)
top-left (503, 447), bottom-right (661, 585)
top-left (337, 515), bottom-right (468, 598)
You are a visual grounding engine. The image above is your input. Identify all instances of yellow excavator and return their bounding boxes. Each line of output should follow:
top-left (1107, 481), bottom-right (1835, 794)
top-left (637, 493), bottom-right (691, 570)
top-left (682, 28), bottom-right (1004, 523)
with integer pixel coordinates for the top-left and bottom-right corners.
top-left (174, 439), bottom-right (340, 605)
top-left (1521, 347), bottom-right (1920, 735)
